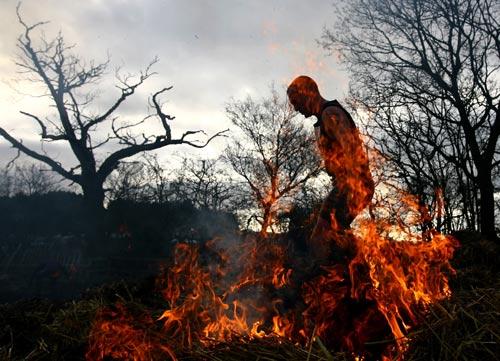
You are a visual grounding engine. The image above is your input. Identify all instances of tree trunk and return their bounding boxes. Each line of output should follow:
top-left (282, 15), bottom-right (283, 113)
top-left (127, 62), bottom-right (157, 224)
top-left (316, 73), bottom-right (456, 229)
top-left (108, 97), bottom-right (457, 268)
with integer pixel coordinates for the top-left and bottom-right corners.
top-left (81, 178), bottom-right (107, 254)
top-left (478, 168), bottom-right (498, 241)
top-left (260, 205), bottom-right (273, 238)
top-left (82, 183), bottom-right (105, 212)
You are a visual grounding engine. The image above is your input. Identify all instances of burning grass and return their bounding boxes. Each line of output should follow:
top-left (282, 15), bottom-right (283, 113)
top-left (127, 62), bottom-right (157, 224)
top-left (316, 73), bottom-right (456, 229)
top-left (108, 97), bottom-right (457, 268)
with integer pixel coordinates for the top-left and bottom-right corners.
top-left (0, 232), bottom-right (498, 361)
top-left (0, 278), bottom-right (347, 360)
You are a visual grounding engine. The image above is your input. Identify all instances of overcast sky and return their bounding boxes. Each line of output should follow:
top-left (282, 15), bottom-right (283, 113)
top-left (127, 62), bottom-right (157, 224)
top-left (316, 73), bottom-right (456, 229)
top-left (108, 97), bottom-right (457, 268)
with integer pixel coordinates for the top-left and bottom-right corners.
top-left (0, 0), bottom-right (348, 169)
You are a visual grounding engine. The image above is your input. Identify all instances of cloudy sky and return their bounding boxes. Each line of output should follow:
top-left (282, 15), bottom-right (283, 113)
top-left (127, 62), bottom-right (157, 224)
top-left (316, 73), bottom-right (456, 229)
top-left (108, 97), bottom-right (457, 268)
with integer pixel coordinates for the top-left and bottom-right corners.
top-left (0, 0), bottom-right (348, 168)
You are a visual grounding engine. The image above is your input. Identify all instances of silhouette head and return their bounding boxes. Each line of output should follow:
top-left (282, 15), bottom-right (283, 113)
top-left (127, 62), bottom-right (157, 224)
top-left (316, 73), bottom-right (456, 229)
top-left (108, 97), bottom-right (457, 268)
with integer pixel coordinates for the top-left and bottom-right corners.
top-left (287, 75), bottom-right (324, 118)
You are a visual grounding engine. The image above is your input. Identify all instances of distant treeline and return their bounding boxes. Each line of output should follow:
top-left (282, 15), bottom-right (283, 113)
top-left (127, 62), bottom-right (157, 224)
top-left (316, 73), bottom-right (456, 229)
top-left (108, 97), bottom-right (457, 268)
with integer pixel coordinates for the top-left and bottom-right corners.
top-left (0, 190), bottom-right (239, 256)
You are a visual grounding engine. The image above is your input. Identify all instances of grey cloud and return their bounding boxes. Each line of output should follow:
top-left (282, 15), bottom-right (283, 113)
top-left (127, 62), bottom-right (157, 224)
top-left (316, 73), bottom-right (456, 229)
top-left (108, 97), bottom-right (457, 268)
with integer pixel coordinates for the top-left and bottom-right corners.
top-left (0, 0), bottom-right (348, 168)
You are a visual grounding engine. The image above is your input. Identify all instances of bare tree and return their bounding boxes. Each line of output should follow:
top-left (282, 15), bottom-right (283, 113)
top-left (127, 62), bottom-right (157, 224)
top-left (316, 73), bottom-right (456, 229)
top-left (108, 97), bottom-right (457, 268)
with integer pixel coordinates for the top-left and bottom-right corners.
top-left (13, 162), bottom-right (60, 196)
top-left (0, 7), bottom-right (226, 216)
top-left (141, 153), bottom-right (179, 204)
top-left (322, 0), bottom-right (500, 240)
top-left (106, 154), bottom-right (236, 207)
top-left (360, 105), bottom-right (475, 234)
top-left (0, 166), bottom-right (14, 197)
top-left (225, 87), bottom-right (322, 236)
top-left (105, 160), bottom-right (150, 203)
top-left (0, 162), bottom-right (60, 197)
top-left (175, 157), bottom-right (238, 211)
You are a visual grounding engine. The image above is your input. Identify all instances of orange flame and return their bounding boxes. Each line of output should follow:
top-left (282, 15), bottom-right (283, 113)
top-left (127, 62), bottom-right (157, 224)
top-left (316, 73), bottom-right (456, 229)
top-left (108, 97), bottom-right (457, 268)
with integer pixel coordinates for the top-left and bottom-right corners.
top-left (87, 143), bottom-right (457, 360)
top-left (86, 303), bottom-right (176, 361)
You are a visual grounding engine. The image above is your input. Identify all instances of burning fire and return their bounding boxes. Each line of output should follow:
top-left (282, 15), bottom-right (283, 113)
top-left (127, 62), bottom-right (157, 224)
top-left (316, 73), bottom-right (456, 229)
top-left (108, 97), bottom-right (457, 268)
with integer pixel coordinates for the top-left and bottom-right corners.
top-left (86, 149), bottom-right (457, 360)
top-left (87, 208), bottom-right (456, 360)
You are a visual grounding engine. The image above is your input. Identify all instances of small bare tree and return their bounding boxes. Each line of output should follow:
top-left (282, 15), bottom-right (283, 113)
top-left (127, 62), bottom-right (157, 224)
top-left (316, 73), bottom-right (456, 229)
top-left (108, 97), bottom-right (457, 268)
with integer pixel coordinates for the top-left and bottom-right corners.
top-left (13, 162), bottom-right (60, 196)
top-left (0, 7), bottom-right (225, 215)
top-left (225, 87), bottom-right (321, 236)
top-left (105, 160), bottom-right (150, 203)
top-left (0, 162), bottom-right (60, 197)
top-left (0, 166), bottom-right (14, 198)
top-left (176, 157), bottom-right (238, 211)
top-left (142, 153), bottom-right (179, 204)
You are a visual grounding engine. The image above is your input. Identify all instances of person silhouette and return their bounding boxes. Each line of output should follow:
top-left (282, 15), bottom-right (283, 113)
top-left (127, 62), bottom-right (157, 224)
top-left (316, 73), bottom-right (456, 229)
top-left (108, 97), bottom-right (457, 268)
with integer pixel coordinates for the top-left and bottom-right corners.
top-left (287, 75), bottom-right (374, 262)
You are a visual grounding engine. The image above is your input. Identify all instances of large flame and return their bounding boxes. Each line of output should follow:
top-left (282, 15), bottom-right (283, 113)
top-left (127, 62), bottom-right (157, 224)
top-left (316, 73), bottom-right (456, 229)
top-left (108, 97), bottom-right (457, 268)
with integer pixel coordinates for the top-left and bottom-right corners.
top-left (87, 215), bottom-right (456, 360)
top-left (86, 141), bottom-right (457, 360)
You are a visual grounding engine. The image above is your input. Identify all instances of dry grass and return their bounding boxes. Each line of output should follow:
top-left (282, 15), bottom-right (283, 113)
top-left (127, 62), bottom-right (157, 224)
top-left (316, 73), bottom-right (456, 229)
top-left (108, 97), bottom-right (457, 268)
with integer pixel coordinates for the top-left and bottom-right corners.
top-left (405, 232), bottom-right (499, 361)
top-left (1, 232), bottom-right (498, 360)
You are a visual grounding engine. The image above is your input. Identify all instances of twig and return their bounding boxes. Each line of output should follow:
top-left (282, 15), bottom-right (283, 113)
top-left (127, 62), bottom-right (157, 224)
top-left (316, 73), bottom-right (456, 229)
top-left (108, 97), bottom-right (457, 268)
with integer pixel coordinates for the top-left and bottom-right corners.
top-left (315, 336), bottom-right (334, 361)
top-left (306, 325), bottom-right (317, 361)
